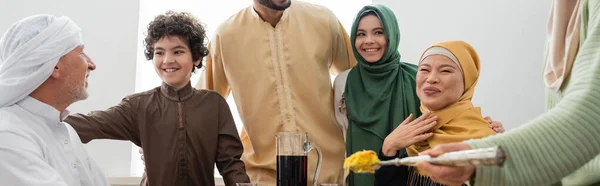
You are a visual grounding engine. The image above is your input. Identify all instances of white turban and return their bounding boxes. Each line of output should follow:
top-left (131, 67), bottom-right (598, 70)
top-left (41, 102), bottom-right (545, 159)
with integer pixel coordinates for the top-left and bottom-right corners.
top-left (0, 14), bottom-right (83, 107)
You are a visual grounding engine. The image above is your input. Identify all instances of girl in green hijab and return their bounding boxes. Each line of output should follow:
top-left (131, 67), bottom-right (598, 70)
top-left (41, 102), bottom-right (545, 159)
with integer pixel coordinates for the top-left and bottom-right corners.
top-left (332, 4), bottom-right (438, 186)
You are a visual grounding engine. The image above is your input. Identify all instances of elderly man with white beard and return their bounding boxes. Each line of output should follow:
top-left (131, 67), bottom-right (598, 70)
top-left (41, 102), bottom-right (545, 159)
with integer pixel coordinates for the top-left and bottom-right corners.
top-left (0, 14), bottom-right (109, 186)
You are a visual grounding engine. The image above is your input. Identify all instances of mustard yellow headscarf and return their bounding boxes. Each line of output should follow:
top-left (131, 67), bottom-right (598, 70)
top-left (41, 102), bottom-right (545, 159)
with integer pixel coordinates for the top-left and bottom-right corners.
top-left (406, 40), bottom-right (496, 157)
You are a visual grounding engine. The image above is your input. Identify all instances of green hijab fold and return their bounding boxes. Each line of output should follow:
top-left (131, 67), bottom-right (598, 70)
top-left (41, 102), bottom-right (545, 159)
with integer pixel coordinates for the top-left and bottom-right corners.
top-left (344, 4), bottom-right (421, 186)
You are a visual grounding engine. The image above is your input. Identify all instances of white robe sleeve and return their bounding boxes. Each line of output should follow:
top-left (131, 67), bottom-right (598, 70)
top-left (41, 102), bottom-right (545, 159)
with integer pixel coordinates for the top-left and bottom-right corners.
top-left (65, 124), bottom-right (110, 186)
top-left (333, 69), bottom-right (350, 143)
top-left (0, 128), bottom-right (69, 186)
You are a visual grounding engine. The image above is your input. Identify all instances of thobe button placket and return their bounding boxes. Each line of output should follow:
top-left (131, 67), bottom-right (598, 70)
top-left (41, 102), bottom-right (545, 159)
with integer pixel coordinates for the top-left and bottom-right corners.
top-left (64, 140), bottom-right (69, 145)
top-left (73, 163), bottom-right (77, 169)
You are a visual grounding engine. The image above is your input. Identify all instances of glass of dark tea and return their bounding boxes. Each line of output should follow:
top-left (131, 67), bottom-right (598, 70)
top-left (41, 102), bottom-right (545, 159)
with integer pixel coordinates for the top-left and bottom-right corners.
top-left (276, 132), bottom-right (322, 186)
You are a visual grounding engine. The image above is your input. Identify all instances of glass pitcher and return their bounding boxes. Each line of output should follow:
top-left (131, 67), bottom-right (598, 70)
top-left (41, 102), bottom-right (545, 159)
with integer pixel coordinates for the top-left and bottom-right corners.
top-left (276, 132), bottom-right (322, 186)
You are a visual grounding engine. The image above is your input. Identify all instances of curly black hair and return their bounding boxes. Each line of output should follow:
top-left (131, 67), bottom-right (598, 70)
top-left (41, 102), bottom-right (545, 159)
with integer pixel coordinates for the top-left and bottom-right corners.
top-left (144, 11), bottom-right (208, 73)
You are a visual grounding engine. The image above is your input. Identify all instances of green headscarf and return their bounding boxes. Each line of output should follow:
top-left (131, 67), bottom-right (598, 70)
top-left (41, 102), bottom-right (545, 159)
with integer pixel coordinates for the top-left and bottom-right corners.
top-left (344, 4), bottom-right (421, 186)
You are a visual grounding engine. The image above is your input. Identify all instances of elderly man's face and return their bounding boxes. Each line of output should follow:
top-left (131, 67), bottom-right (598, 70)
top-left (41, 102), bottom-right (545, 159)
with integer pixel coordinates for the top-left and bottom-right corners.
top-left (59, 45), bottom-right (96, 101)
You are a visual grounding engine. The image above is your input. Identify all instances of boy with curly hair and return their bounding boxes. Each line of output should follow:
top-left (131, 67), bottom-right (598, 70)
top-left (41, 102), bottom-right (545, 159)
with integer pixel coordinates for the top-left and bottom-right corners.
top-left (65, 11), bottom-right (250, 186)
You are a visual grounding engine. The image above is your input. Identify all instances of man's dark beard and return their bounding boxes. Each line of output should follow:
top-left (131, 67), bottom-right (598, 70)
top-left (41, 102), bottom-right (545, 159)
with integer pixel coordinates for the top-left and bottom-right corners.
top-left (258, 0), bottom-right (291, 11)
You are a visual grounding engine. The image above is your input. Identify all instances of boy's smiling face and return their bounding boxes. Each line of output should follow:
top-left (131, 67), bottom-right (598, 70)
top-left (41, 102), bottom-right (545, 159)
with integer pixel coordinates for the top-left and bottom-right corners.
top-left (152, 35), bottom-right (200, 89)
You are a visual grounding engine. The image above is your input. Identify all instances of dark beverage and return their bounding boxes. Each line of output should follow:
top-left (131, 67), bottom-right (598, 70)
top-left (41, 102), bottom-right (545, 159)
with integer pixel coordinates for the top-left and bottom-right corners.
top-left (276, 155), bottom-right (307, 186)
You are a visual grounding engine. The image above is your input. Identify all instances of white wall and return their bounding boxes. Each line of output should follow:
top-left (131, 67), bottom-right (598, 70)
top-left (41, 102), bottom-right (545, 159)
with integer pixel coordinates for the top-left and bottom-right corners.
top-left (374, 0), bottom-right (551, 130)
top-left (0, 0), bottom-right (141, 177)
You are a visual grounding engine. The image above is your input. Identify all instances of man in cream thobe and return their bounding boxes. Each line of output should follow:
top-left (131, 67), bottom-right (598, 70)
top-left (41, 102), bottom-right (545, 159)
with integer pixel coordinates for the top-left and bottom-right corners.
top-left (197, 0), bottom-right (357, 184)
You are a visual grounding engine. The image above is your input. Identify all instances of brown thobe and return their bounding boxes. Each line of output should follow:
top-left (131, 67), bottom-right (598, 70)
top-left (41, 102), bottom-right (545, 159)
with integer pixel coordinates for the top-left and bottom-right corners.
top-left (65, 82), bottom-right (249, 186)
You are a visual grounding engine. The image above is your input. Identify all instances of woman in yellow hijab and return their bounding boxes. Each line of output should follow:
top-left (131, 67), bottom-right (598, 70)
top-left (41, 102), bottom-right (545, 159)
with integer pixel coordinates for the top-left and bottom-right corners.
top-left (380, 40), bottom-right (497, 186)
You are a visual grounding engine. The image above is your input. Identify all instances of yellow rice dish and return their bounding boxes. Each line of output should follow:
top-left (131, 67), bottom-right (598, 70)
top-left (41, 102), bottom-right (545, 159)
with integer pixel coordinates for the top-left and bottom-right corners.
top-left (343, 150), bottom-right (380, 174)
